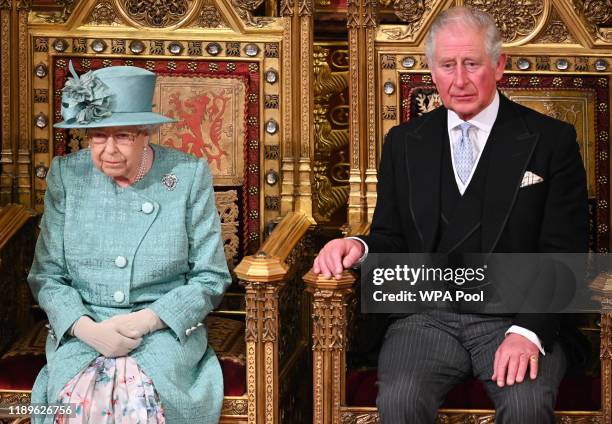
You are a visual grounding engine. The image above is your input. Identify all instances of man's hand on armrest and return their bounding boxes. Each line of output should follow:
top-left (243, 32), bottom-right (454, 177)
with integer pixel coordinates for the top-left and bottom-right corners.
top-left (313, 238), bottom-right (365, 280)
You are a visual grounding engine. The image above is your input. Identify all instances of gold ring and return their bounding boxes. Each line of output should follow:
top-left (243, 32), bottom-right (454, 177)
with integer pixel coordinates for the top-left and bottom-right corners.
top-left (530, 355), bottom-right (538, 362)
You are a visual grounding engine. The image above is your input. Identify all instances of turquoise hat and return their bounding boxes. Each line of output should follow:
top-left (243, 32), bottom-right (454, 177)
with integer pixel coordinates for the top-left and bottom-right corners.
top-left (54, 62), bottom-right (176, 129)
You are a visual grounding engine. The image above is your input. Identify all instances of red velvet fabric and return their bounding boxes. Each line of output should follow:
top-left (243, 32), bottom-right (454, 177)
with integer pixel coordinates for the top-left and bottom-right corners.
top-left (0, 354), bottom-right (246, 396)
top-left (345, 369), bottom-right (601, 410)
top-left (0, 354), bottom-right (47, 391)
top-left (219, 358), bottom-right (246, 396)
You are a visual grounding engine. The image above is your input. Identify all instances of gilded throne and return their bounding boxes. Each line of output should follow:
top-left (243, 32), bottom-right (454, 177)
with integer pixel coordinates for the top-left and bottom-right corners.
top-left (306, 0), bottom-right (612, 423)
top-left (0, 0), bottom-right (316, 422)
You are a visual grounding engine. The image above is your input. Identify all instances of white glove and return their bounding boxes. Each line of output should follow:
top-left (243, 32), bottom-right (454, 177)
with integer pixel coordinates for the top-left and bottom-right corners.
top-left (106, 308), bottom-right (166, 339)
top-left (72, 315), bottom-right (142, 358)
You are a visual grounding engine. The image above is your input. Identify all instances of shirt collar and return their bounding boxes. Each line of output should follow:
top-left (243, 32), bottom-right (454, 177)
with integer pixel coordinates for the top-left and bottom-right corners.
top-left (447, 90), bottom-right (500, 132)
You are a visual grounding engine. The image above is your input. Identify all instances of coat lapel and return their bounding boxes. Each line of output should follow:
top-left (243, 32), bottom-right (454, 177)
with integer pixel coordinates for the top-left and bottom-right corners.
top-left (481, 95), bottom-right (538, 253)
top-left (405, 107), bottom-right (445, 251)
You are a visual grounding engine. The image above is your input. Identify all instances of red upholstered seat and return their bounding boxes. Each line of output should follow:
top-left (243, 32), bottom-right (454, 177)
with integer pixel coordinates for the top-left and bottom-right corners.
top-left (345, 368), bottom-right (601, 411)
top-left (0, 354), bottom-right (47, 391)
top-left (0, 354), bottom-right (246, 396)
top-left (219, 357), bottom-right (247, 396)
top-left (0, 318), bottom-right (247, 396)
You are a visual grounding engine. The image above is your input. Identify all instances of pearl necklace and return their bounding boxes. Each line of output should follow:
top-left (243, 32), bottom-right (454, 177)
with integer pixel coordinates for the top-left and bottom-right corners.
top-left (133, 145), bottom-right (149, 184)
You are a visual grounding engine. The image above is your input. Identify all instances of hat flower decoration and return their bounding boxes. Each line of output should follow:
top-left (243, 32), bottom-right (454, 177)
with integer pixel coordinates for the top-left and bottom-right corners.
top-left (60, 61), bottom-right (113, 126)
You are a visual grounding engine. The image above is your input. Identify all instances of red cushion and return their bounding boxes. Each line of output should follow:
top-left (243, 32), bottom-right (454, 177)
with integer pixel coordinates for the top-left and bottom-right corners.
top-left (345, 369), bottom-right (601, 410)
top-left (219, 357), bottom-right (246, 396)
top-left (0, 354), bottom-right (47, 390)
top-left (0, 354), bottom-right (246, 396)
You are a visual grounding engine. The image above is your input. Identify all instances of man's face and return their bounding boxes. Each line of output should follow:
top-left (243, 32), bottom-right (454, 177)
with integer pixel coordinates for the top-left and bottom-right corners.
top-left (429, 24), bottom-right (506, 121)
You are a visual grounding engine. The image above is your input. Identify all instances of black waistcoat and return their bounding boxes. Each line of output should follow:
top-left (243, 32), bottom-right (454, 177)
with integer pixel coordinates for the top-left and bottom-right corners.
top-left (435, 130), bottom-right (491, 254)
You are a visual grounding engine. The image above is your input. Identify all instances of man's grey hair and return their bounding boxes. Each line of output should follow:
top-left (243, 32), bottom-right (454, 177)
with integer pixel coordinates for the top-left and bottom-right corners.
top-left (424, 7), bottom-right (502, 66)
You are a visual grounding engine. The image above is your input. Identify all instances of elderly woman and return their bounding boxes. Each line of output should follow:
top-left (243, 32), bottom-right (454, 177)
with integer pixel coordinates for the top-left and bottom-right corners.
top-left (28, 64), bottom-right (231, 423)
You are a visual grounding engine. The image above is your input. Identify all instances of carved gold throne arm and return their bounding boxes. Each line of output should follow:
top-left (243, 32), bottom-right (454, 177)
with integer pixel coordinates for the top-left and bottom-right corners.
top-left (302, 221), bottom-right (368, 424)
top-left (234, 211), bottom-right (313, 424)
top-left (592, 273), bottom-right (612, 423)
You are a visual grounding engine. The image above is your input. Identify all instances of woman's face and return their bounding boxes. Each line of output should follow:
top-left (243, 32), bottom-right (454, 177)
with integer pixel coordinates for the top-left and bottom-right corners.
top-left (87, 126), bottom-right (148, 183)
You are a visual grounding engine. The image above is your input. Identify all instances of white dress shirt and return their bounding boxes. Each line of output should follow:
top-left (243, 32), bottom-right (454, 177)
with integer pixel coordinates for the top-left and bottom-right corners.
top-left (349, 91), bottom-right (545, 354)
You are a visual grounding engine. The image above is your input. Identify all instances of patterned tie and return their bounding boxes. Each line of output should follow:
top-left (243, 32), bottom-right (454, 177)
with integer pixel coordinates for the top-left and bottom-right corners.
top-left (454, 122), bottom-right (474, 184)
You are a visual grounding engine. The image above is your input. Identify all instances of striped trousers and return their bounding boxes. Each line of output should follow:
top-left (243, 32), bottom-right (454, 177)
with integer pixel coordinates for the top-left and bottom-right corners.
top-left (376, 311), bottom-right (566, 424)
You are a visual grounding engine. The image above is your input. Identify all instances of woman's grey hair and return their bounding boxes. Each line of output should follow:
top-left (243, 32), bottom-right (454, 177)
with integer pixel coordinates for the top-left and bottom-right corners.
top-left (424, 7), bottom-right (502, 66)
top-left (135, 124), bottom-right (160, 136)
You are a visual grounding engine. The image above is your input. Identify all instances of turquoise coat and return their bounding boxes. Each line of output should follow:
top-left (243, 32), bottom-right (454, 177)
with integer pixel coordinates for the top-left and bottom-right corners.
top-left (28, 144), bottom-right (232, 423)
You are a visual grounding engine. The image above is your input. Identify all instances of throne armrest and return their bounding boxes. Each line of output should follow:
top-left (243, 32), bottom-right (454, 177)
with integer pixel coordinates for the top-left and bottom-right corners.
top-left (594, 273), bottom-right (612, 422)
top-left (304, 269), bottom-right (357, 424)
top-left (233, 211), bottom-right (313, 423)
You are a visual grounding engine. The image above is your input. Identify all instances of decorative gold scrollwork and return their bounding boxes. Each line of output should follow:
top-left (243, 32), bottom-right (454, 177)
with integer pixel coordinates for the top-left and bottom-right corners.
top-left (541, 101), bottom-right (581, 127)
top-left (465, 0), bottom-right (545, 43)
top-left (535, 9), bottom-right (574, 44)
top-left (16, 0), bottom-right (32, 10)
top-left (602, 311), bottom-right (612, 359)
top-left (363, 0), bottom-right (377, 27)
top-left (299, 0), bottom-right (313, 16)
top-left (575, 0), bottom-right (611, 26)
top-left (381, 0), bottom-right (432, 40)
top-left (435, 413), bottom-right (495, 423)
top-left (573, 0), bottom-right (612, 41)
top-left (231, 0), bottom-right (273, 27)
top-left (341, 411), bottom-right (380, 424)
top-left (118, 0), bottom-right (195, 27)
top-left (312, 289), bottom-right (349, 351)
top-left (88, 1), bottom-right (121, 25)
top-left (280, 0), bottom-right (294, 17)
top-left (314, 166), bottom-right (349, 221)
top-left (347, 0), bottom-right (360, 28)
top-left (393, 0), bottom-right (428, 26)
top-left (215, 190), bottom-right (239, 266)
top-left (314, 45), bottom-right (350, 223)
top-left (221, 398), bottom-right (248, 415)
top-left (192, 0), bottom-right (228, 28)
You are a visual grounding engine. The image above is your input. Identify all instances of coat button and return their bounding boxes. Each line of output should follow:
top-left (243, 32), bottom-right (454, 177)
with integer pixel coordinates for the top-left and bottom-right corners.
top-left (185, 328), bottom-right (192, 336)
top-left (115, 256), bottom-right (127, 268)
top-left (113, 291), bottom-right (125, 303)
top-left (141, 202), bottom-right (154, 214)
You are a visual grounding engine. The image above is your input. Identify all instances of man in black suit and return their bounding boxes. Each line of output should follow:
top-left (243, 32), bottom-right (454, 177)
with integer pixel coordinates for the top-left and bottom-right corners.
top-left (313, 6), bottom-right (587, 423)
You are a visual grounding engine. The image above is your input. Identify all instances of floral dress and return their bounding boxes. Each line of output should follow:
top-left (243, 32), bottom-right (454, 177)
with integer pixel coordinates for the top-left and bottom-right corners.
top-left (54, 357), bottom-right (165, 424)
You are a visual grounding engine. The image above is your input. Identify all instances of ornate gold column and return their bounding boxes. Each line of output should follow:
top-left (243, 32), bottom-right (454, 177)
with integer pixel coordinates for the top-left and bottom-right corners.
top-left (235, 211), bottom-right (312, 424)
top-left (347, 0), bottom-right (377, 226)
top-left (279, 0), bottom-right (315, 222)
top-left (296, 0), bottom-right (315, 221)
top-left (15, 0), bottom-right (31, 207)
top-left (242, 275), bottom-right (284, 424)
top-left (602, 311), bottom-right (611, 423)
top-left (280, 0), bottom-right (296, 217)
top-left (602, 278), bottom-right (612, 423)
top-left (0, 0), bottom-right (15, 205)
top-left (304, 270), bottom-right (356, 424)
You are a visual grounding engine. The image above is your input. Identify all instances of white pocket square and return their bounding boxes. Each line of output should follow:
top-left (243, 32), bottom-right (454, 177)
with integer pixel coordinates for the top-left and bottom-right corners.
top-left (520, 171), bottom-right (544, 188)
